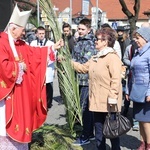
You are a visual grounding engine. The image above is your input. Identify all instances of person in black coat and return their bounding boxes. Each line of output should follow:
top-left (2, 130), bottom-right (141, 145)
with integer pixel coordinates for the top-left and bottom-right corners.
top-left (62, 23), bottom-right (76, 54)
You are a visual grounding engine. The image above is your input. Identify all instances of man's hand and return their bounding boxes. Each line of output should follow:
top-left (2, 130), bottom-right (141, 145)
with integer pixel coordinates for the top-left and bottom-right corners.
top-left (22, 62), bottom-right (27, 72)
top-left (54, 39), bottom-right (64, 50)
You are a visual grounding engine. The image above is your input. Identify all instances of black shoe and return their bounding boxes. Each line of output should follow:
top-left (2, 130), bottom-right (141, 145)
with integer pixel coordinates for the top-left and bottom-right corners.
top-left (47, 104), bottom-right (53, 109)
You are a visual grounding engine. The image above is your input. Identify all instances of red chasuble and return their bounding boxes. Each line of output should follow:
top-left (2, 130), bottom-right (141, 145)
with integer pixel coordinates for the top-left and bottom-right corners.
top-left (0, 32), bottom-right (49, 143)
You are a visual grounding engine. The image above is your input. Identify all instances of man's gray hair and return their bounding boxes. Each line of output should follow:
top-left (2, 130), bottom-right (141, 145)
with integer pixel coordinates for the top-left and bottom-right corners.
top-left (8, 23), bottom-right (20, 30)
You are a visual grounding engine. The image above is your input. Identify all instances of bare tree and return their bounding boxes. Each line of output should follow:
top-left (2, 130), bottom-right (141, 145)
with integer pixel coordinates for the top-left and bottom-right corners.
top-left (119, 0), bottom-right (140, 38)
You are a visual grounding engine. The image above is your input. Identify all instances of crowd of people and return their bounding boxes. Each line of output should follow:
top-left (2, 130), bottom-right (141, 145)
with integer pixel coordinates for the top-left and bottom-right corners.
top-left (1, 3), bottom-right (150, 150)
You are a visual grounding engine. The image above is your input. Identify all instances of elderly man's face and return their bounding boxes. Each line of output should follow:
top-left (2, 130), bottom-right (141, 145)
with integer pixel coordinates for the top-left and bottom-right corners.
top-left (11, 26), bottom-right (25, 39)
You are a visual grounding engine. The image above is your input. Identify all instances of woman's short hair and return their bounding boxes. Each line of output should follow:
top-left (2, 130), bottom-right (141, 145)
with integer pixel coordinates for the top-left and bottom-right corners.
top-left (95, 28), bottom-right (116, 48)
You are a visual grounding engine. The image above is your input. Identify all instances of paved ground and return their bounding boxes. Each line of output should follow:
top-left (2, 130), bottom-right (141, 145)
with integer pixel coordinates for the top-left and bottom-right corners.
top-left (45, 75), bottom-right (141, 150)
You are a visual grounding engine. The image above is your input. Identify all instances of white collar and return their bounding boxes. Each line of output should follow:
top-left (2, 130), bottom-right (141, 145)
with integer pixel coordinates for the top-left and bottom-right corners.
top-left (93, 47), bottom-right (114, 62)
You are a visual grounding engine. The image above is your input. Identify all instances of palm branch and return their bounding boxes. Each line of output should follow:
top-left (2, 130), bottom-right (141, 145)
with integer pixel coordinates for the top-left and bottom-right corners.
top-left (39, 0), bottom-right (82, 134)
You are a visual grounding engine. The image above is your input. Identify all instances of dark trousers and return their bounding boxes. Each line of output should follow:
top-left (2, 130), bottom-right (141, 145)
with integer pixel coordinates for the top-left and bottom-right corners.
top-left (94, 112), bottom-right (121, 150)
top-left (46, 82), bottom-right (53, 109)
top-left (122, 98), bottom-right (130, 116)
top-left (79, 85), bottom-right (94, 139)
top-left (122, 78), bottom-right (130, 116)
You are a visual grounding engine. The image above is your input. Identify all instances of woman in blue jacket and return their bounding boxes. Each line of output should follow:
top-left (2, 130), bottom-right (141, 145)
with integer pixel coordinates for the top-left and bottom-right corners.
top-left (127, 27), bottom-right (150, 150)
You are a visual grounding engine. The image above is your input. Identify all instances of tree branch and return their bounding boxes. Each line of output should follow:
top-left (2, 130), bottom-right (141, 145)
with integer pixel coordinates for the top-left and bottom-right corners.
top-left (14, 0), bottom-right (37, 16)
top-left (15, 0), bottom-right (36, 8)
top-left (119, 0), bottom-right (133, 18)
top-left (134, 0), bottom-right (140, 20)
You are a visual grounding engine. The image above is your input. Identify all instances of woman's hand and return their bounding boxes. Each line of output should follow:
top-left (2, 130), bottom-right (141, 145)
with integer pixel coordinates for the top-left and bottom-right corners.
top-left (125, 94), bottom-right (130, 101)
top-left (109, 104), bottom-right (116, 107)
top-left (146, 96), bottom-right (150, 102)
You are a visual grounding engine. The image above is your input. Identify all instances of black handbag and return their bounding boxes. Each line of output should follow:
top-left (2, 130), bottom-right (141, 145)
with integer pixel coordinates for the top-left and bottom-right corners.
top-left (103, 105), bottom-right (131, 139)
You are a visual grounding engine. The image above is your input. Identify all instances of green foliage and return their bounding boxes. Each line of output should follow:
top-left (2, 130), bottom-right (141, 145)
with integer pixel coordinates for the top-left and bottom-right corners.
top-left (39, 0), bottom-right (82, 134)
top-left (28, 17), bottom-right (39, 28)
top-left (29, 124), bottom-right (82, 150)
top-left (40, 0), bottom-right (61, 41)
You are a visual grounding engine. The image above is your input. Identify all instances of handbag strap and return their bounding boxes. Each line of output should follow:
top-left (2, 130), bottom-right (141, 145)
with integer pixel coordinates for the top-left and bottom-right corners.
top-left (108, 104), bottom-right (120, 115)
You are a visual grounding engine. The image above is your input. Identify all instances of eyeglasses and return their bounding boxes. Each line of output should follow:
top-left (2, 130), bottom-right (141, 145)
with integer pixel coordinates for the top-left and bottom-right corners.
top-left (95, 37), bottom-right (103, 41)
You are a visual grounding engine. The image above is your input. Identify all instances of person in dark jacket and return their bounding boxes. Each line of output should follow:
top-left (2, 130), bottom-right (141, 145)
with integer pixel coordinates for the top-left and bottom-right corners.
top-left (72, 18), bottom-right (96, 146)
top-left (117, 26), bottom-right (130, 60)
top-left (62, 23), bottom-right (76, 54)
top-left (122, 38), bottom-right (139, 131)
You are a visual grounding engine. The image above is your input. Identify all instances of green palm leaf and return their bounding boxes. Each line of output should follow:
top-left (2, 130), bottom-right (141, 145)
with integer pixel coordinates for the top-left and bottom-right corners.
top-left (39, 0), bottom-right (82, 134)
